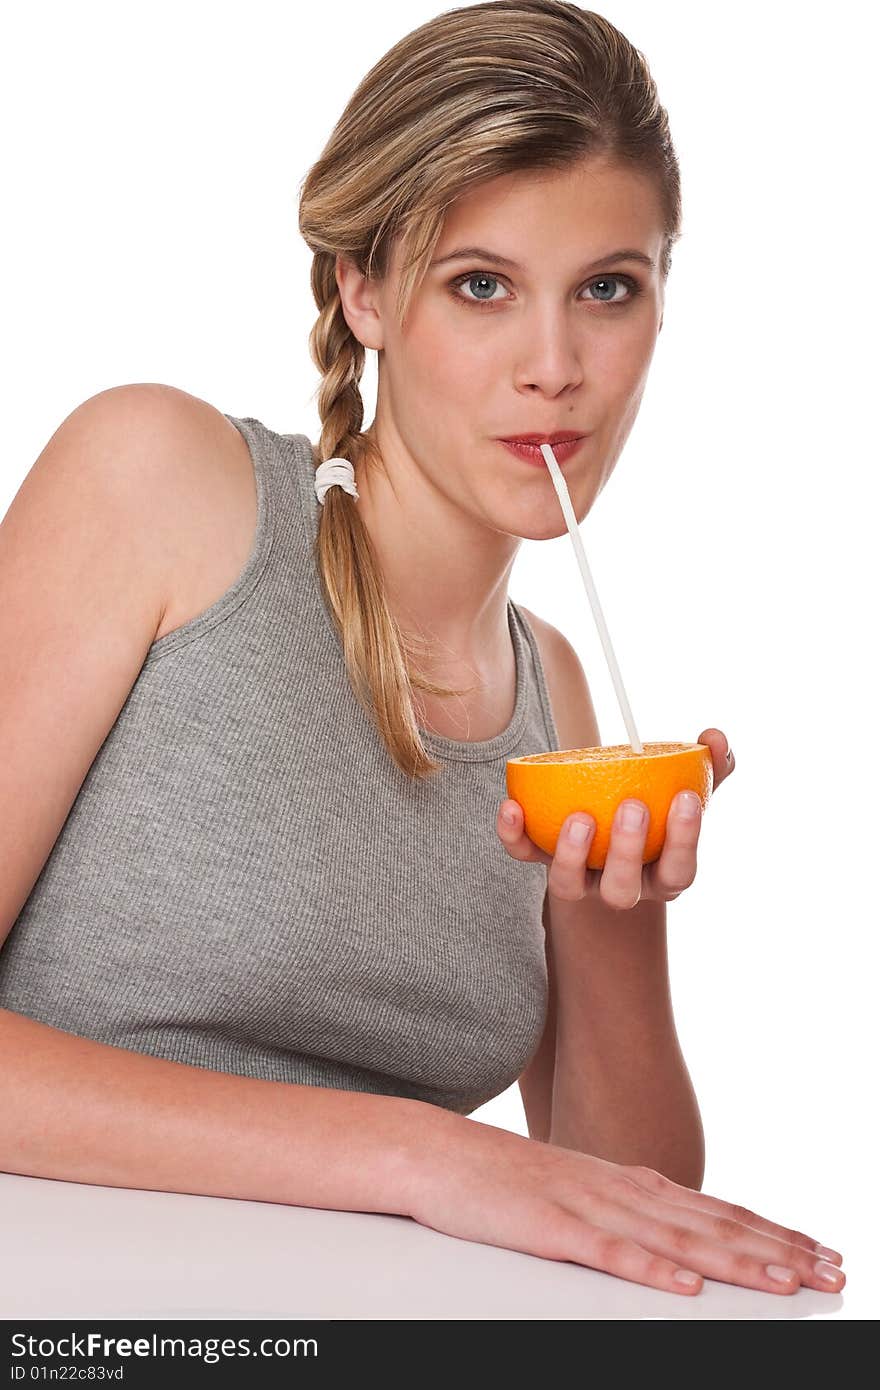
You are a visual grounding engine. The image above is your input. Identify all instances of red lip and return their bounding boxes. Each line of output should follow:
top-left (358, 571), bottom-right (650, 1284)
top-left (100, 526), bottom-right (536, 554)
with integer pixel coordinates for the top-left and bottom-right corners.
top-left (497, 432), bottom-right (585, 444)
top-left (499, 436), bottom-right (585, 466)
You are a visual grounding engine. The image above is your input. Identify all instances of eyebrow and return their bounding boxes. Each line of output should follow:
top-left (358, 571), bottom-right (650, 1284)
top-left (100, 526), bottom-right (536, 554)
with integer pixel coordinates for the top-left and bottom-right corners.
top-left (430, 246), bottom-right (656, 273)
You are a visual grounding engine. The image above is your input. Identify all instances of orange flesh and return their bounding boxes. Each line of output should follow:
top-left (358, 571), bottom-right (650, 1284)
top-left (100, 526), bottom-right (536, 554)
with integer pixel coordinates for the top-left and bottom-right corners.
top-left (509, 741), bottom-right (701, 765)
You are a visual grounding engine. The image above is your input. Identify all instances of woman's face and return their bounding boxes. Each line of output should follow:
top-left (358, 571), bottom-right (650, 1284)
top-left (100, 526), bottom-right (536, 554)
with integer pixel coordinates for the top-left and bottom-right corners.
top-left (344, 155), bottom-right (667, 540)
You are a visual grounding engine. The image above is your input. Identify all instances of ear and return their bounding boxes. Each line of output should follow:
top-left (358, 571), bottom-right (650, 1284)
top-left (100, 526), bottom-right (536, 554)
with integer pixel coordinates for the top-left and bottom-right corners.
top-left (335, 254), bottom-right (384, 352)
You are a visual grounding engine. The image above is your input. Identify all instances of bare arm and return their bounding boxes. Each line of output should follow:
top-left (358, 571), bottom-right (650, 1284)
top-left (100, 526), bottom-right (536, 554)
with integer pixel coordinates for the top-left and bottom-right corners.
top-left (516, 893), bottom-right (555, 1142)
top-left (547, 893), bottom-right (705, 1189)
top-left (0, 1006), bottom-right (442, 1213)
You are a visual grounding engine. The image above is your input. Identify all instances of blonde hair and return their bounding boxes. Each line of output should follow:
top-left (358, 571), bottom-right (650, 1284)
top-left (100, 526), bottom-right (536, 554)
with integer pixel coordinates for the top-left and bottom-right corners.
top-left (298, 0), bottom-right (682, 781)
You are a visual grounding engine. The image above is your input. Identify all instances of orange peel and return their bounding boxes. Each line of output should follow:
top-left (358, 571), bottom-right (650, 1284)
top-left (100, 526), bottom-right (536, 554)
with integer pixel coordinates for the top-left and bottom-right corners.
top-left (506, 741), bottom-right (714, 871)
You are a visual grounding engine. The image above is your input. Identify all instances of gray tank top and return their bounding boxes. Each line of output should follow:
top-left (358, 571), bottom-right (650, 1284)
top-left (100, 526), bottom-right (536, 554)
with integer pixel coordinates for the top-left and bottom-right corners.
top-left (0, 415), bottom-right (560, 1114)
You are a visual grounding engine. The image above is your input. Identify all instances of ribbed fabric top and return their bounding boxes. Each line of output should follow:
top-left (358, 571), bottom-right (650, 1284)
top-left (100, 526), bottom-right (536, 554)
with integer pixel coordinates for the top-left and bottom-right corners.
top-left (0, 416), bottom-right (560, 1115)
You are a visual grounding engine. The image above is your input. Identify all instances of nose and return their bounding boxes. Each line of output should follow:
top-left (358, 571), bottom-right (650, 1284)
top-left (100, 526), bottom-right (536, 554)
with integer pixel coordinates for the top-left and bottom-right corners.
top-left (512, 307), bottom-right (584, 396)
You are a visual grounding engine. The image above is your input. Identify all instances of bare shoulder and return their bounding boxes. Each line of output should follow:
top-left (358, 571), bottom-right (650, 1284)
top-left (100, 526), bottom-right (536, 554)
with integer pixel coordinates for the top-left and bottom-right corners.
top-left (515, 604), bottom-right (601, 751)
top-left (40, 381), bottom-right (240, 493)
top-left (90, 383), bottom-right (259, 644)
top-left (32, 382), bottom-right (257, 644)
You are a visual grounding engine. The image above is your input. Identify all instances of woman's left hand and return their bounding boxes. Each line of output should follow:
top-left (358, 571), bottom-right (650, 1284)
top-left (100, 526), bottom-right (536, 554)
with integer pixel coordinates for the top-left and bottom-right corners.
top-left (496, 728), bottom-right (736, 910)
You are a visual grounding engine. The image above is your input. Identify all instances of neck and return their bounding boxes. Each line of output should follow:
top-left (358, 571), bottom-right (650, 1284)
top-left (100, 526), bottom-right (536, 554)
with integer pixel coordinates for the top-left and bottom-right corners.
top-left (355, 428), bottom-right (518, 666)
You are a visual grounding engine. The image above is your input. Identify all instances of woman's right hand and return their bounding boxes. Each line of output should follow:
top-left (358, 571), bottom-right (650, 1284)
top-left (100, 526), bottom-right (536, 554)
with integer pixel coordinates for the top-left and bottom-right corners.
top-left (406, 1115), bottom-right (845, 1297)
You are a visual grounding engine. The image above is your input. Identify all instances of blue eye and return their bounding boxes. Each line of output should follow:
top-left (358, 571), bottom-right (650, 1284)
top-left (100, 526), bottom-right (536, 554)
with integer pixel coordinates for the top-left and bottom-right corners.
top-left (586, 275), bottom-right (639, 306)
top-left (448, 270), bottom-right (642, 310)
top-left (450, 271), bottom-right (513, 305)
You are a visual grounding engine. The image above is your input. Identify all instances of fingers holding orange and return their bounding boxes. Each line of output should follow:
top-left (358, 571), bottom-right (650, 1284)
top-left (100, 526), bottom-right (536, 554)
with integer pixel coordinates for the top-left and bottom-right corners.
top-left (496, 799), bottom-right (551, 866)
top-left (545, 813), bottom-right (595, 901)
top-left (697, 728), bottom-right (735, 787)
top-left (644, 792), bottom-right (702, 900)
top-left (506, 742), bottom-right (713, 871)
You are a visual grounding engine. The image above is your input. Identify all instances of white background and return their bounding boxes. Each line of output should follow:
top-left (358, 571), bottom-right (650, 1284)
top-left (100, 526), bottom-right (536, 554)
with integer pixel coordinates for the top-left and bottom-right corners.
top-left (2, 1), bottom-right (876, 1319)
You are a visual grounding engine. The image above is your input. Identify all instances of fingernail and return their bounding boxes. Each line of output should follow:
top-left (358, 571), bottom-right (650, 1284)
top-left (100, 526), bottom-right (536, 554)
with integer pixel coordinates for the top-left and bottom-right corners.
top-left (619, 802), bottom-right (646, 831)
top-left (766, 1264), bottom-right (797, 1283)
top-left (502, 808), bottom-right (516, 825)
top-left (673, 1269), bottom-right (701, 1287)
top-left (676, 792), bottom-right (701, 818)
top-left (568, 817), bottom-right (591, 844)
top-left (815, 1260), bottom-right (843, 1284)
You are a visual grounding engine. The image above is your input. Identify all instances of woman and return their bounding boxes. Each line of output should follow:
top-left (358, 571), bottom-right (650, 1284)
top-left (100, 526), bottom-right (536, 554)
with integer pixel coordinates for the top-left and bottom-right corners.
top-left (0, 1), bottom-right (844, 1298)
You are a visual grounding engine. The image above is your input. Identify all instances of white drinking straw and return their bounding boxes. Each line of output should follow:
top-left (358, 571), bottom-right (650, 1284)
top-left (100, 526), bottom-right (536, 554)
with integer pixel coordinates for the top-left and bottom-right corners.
top-left (540, 442), bottom-right (644, 754)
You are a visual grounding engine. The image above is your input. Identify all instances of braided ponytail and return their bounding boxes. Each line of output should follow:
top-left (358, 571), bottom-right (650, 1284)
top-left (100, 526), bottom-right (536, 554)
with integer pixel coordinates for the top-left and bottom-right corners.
top-left (305, 249), bottom-right (477, 781)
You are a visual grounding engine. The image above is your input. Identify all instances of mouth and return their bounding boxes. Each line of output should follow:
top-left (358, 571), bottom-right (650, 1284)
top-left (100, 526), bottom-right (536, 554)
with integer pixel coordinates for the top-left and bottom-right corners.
top-left (497, 435), bottom-right (588, 466)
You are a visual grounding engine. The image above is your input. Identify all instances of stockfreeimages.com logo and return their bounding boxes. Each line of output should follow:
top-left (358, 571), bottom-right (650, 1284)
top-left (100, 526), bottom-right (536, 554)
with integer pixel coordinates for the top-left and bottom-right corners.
top-left (10, 1332), bottom-right (315, 1366)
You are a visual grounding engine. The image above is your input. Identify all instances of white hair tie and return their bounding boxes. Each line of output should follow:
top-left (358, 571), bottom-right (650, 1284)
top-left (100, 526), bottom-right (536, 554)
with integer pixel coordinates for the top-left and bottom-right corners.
top-left (314, 457), bottom-right (359, 505)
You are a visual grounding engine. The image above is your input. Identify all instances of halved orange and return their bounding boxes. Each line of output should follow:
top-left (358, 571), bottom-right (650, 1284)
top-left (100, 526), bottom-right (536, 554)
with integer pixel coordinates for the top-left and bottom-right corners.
top-left (506, 741), bottom-right (714, 870)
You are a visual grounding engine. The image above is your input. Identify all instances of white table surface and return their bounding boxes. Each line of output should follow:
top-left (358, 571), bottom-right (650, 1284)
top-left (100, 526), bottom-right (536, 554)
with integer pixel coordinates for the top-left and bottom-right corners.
top-left (0, 1172), bottom-right (846, 1320)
